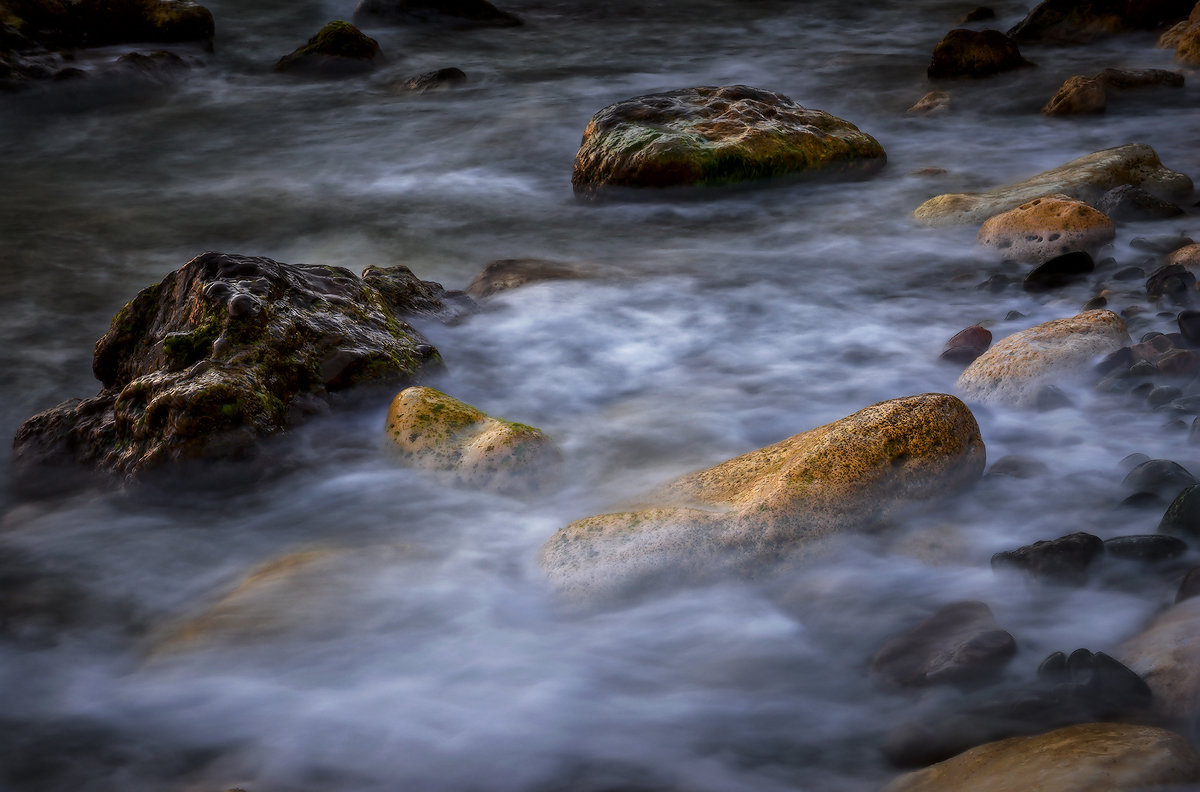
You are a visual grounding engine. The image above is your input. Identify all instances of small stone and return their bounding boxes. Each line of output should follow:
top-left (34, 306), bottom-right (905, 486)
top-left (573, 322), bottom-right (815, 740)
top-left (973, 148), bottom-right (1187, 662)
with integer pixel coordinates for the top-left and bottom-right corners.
top-left (927, 28), bottom-right (1034, 79)
top-left (1096, 184), bottom-right (1184, 221)
top-left (353, 0), bottom-right (522, 27)
top-left (1158, 350), bottom-right (1199, 377)
top-left (1130, 360), bottom-right (1157, 377)
top-left (1042, 75), bottom-right (1107, 115)
top-left (275, 21), bottom-right (381, 77)
top-left (1024, 250), bottom-right (1096, 292)
top-left (398, 67), bottom-right (467, 93)
top-left (1097, 68), bottom-right (1186, 89)
top-left (940, 325), bottom-right (992, 364)
top-left (1095, 346), bottom-right (1133, 375)
top-left (1120, 452), bottom-right (1152, 471)
top-left (1036, 384), bottom-right (1073, 410)
top-left (870, 600), bottom-right (1016, 687)
top-left (1168, 244), bottom-right (1200, 274)
top-left (1113, 265), bottom-right (1146, 280)
top-left (977, 273), bottom-right (1010, 292)
top-left (466, 258), bottom-right (591, 299)
top-left (956, 7), bottom-right (996, 23)
top-left (1081, 296), bottom-right (1107, 310)
top-left (1004, 310), bottom-right (1025, 321)
top-left (1172, 396), bottom-right (1200, 413)
top-left (1161, 483), bottom-right (1200, 537)
top-left (1126, 458), bottom-right (1198, 498)
top-left (907, 91), bottom-right (952, 115)
top-left (1149, 385), bottom-right (1184, 407)
top-left (991, 531), bottom-right (1104, 585)
top-left (1106, 534), bottom-right (1188, 562)
top-left (1192, 417), bottom-right (1200, 444)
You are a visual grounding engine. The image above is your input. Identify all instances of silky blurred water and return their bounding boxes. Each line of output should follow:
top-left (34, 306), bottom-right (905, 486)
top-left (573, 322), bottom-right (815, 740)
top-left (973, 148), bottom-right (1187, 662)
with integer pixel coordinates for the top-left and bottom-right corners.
top-left (1, 0), bottom-right (1199, 789)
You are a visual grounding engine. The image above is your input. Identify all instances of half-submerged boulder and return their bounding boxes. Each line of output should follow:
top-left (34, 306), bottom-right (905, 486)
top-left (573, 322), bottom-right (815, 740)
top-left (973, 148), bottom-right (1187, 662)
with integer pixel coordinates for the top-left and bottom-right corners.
top-left (913, 143), bottom-right (1192, 227)
top-left (12, 252), bottom-right (463, 478)
top-left (275, 21), bottom-right (380, 77)
top-left (1161, 1), bottom-right (1200, 62)
top-left (1009, 0), bottom-right (1194, 44)
top-left (540, 393), bottom-right (984, 601)
top-left (385, 386), bottom-right (562, 495)
top-left (571, 85), bottom-right (886, 202)
top-left (926, 28), bottom-right (1033, 79)
top-left (977, 194), bottom-right (1115, 262)
top-left (352, 0), bottom-right (521, 28)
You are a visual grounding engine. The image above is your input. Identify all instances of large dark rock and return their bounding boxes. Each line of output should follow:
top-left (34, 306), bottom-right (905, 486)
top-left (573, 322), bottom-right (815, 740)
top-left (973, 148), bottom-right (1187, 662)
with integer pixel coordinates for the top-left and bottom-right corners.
top-left (1009, 0), bottom-right (1194, 44)
top-left (11, 252), bottom-right (464, 478)
top-left (1125, 458), bottom-right (1198, 497)
top-left (275, 21), bottom-right (380, 77)
top-left (352, 0), bottom-right (521, 28)
top-left (1096, 184), bottom-right (1184, 221)
top-left (1161, 483), bottom-right (1200, 537)
top-left (926, 28), bottom-right (1033, 79)
top-left (0, 0), bottom-right (214, 50)
top-left (991, 532), bottom-right (1105, 585)
top-left (871, 601), bottom-right (1016, 688)
top-left (571, 85), bottom-right (886, 202)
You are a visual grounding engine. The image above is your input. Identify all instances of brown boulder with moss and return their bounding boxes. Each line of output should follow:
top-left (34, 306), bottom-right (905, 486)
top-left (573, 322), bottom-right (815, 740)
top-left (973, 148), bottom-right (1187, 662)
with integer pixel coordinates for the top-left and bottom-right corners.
top-left (275, 21), bottom-right (380, 76)
top-left (11, 252), bottom-right (469, 478)
top-left (571, 85), bottom-right (886, 202)
top-left (540, 393), bottom-right (984, 600)
top-left (978, 194), bottom-right (1115, 262)
top-left (385, 386), bottom-right (562, 495)
top-left (926, 28), bottom-right (1033, 79)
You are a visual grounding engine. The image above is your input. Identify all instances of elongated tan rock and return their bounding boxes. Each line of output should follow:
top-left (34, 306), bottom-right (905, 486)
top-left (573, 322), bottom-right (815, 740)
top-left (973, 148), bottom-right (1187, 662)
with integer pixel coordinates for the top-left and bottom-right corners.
top-left (914, 144), bottom-right (1192, 227)
top-left (977, 194), bottom-right (1115, 262)
top-left (541, 393), bottom-right (984, 599)
top-left (883, 723), bottom-right (1200, 792)
top-left (957, 310), bottom-right (1130, 407)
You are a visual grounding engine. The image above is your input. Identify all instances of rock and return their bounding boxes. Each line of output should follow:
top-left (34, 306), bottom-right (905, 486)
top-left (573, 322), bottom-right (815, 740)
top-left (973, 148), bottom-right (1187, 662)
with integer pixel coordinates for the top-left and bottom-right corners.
top-left (570, 85), bottom-right (886, 202)
top-left (940, 325), bottom-right (992, 365)
top-left (398, 66), bottom-right (466, 92)
top-left (883, 723), bottom-right (1200, 792)
top-left (1104, 534), bottom-right (1187, 562)
top-left (1042, 75), bottom-right (1106, 115)
top-left (1124, 458), bottom-right (1197, 498)
top-left (1119, 596), bottom-right (1200, 718)
top-left (1145, 264), bottom-right (1196, 304)
top-left (540, 393), bottom-right (984, 600)
top-left (1095, 184), bottom-right (1184, 221)
top-left (1113, 265), bottom-right (1145, 280)
top-left (1134, 233), bottom-right (1195, 254)
top-left (1161, 1), bottom-right (1200, 62)
top-left (1179, 311), bottom-right (1200, 345)
top-left (352, 0), bottom-right (522, 28)
top-left (1160, 483), bottom-right (1200, 536)
top-left (1023, 250), bottom-right (1096, 292)
top-left (1096, 67), bottom-right (1185, 89)
top-left (907, 90), bottom-right (951, 115)
top-left (384, 386), bottom-right (562, 495)
top-left (274, 21), bottom-right (380, 76)
top-left (466, 258), bottom-right (591, 299)
top-left (957, 310), bottom-right (1130, 407)
top-left (1168, 244), bottom-right (1200, 274)
top-left (1009, 0), bottom-right (1195, 43)
top-left (986, 454), bottom-right (1049, 478)
top-left (978, 195), bottom-right (1113, 262)
top-left (957, 7), bottom-right (996, 24)
top-left (1177, 565), bottom-right (1200, 602)
top-left (926, 28), bottom-right (1033, 79)
top-left (991, 531), bottom-right (1104, 585)
top-left (871, 601), bottom-right (1016, 688)
top-left (11, 252), bottom-right (452, 478)
top-left (1, 0), bottom-right (214, 50)
top-left (913, 143), bottom-right (1193, 227)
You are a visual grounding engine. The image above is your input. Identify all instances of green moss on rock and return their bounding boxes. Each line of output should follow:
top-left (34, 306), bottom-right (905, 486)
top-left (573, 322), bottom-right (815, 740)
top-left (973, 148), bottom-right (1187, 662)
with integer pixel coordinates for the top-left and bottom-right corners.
top-left (275, 20), bottom-right (380, 76)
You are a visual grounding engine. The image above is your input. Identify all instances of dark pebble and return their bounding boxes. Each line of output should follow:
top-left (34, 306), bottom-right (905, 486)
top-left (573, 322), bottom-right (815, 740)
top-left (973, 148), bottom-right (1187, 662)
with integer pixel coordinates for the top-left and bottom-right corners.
top-left (940, 325), bottom-right (992, 365)
top-left (1176, 565), bottom-right (1200, 603)
top-left (1004, 310), bottom-right (1025, 321)
top-left (1104, 534), bottom-right (1188, 562)
top-left (1148, 385), bottom-right (1183, 407)
top-left (1122, 491), bottom-right (1166, 507)
top-left (1160, 483), bottom-right (1200, 538)
top-left (1132, 234), bottom-right (1196, 254)
top-left (1023, 251), bottom-right (1095, 293)
top-left (991, 532), bottom-right (1104, 585)
top-left (1119, 452), bottom-right (1151, 472)
top-left (1129, 360), bottom-right (1156, 377)
top-left (1095, 346), bottom-right (1133, 376)
top-left (1146, 264), bottom-right (1196, 303)
top-left (1179, 310), bottom-right (1200, 347)
top-left (1096, 185), bottom-right (1185, 222)
top-left (1124, 458), bottom-right (1198, 497)
top-left (1113, 266), bottom-right (1146, 281)
top-left (1081, 296), bottom-right (1107, 310)
top-left (1158, 350), bottom-right (1199, 377)
top-left (978, 274), bottom-right (1010, 292)
top-left (956, 6), bottom-right (995, 23)
top-left (870, 600), bottom-right (1016, 688)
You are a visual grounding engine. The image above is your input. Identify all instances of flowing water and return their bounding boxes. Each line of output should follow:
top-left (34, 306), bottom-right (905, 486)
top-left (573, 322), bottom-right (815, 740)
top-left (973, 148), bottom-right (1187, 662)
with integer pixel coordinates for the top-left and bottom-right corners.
top-left (2, 0), bottom-right (1200, 789)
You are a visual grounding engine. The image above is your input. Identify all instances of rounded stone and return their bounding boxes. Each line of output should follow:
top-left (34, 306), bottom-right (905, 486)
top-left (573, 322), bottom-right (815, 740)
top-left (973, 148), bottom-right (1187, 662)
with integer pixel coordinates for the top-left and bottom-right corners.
top-left (1126, 458), bottom-right (1197, 498)
top-left (274, 21), bottom-right (381, 76)
top-left (940, 325), bottom-right (992, 364)
top-left (926, 28), bottom-right (1033, 79)
top-left (991, 531), bottom-right (1104, 585)
top-left (978, 194), bottom-right (1115, 263)
top-left (1023, 250), bottom-right (1095, 292)
top-left (1104, 534), bottom-right (1187, 562)
top-left (871, 601), bottom-right (1016, 687)
top-left (1160, 483), bottom-right (1200, 537)
top-left (1042, 75), bottom-right (1107, 115)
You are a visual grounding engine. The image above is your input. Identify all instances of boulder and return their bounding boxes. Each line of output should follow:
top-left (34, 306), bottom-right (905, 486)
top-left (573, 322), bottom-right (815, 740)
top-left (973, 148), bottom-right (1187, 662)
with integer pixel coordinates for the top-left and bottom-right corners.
top-left (352, 0), bottom-right (521, 28)
top-left (883, 723), bottom-right (1200, 792)
top-left (1168, 244), bottom-right (1200, 273)
top-left (397, 66), bottom-right (467, 92)
top-left (1160, 1), bottom-right (1200, 62)
top-left (384, 386), bottom-right (562, 495)
top-left (12, 252), bottom-right (460, 478)
top-left (913, 143), bottom-right (1192, 227)
top-left (1118, 596), bottom-right (1200, 718)
top-left (1042, 75), bottom-right (1107, 115)
top-left (927, 28), bottom-right (1033, 79)
top-left (540, 393), bottom-right (984, 600)
top-left (977, 195), bottom-right (1114, 262)
top-left (991, 531), bottom-right (1105, 585)
top-left (1160, 483), bottom-right (1200, 536)
top-left (940, 325), bottom-right (992, 364)
top-left (1009, 0), bottom-right (1195, 44)
top-left (871, 601), bottom-right (1016, 688)
top-left (957, 310), bottom-right (1130, 407)
top-left (570, 85), bottom-right (886, 201)
top-left (274, 21), bottom-right (380, 76)
top-left (466, 258), bottom-right (591, 299)
top-left (1095, 184), bottom-right (1183, 221)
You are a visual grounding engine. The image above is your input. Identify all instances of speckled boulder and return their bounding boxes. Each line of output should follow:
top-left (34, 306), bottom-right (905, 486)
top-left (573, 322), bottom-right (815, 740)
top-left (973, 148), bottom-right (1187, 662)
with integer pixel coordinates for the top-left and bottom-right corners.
top-left (926, 28), bottom-right (1033, 79)
top-left (957, 310), bottom-right (1130, 407)
top-left (914, 143), bottom-right (1192, 227)
top-left (540, 393), bottom-right (984, 600)
top-left (883, 723), bottom-right (1200, 792)
top-left (275, 21), bottom-right (380, 76)
top-left (977, 194), bottom-right (1115, 262)
top-left (12, 252), bottom-right (455, 478)
top-left (1042, 75), bottom-right (1107, 115)
top-left (1010, 0), bottom-right (1195, 43)
top-left (1118, 596), bottom-right (1200, 718)
top-left (385, 386), bottom-right (561, 495)
top-left (571, 85), bottom-right (886, 201)
top-left (1168, 243), bottom-right (1200, 273)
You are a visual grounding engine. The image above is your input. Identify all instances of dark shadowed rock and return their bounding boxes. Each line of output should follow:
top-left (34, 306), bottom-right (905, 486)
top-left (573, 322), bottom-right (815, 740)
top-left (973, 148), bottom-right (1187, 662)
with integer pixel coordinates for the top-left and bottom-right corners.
top-left (1042, 75), bottom-right (1106, 114)
top-left (871, 601), bottom-right (1016, 688)
top-left (352, 0), bottom-right (522, 28)
top-left (1097, 67), bottom-right (1185, 88)
top-left (991, 532), bottom-right (1105, 584)
top-left (927, 28), bottom-right (1033, 79)
top-left (1177, 565), bottom-right (1200, 602)
top-left (1023, 251), bottom-right (1095, 292)
top-left (1096, 184), bottom-right (1184, 220)
top-left (1179, 311), bottom-right (1200, 346)
top-left (1160, 483), bottom-right (1200, 537)
top-left (11, 252), bottom-right (454, 478)
top-left (1126, 458), bottom-right (1197, 498)
top-left (1009, 0), bottom-right (1194, 43)
top-left (398, 66), bottom-right (467, 92)
top-left (466, 258), bottom-right (592, 299)
top-left (1105, 534), bottom-right (1187, 562)
top-left (940, 325), bottom-right (991, 364)
top-left (956, 7), bottom-right (996, 24)
top-left (275, 21), bottom-right (381, 77)
top-left (1146, 264), bottom-right (1196, 303)
top-left (986, 454), bottom-right (1049, 478)
top-left (1133, 233), bottom-right (1195, 254)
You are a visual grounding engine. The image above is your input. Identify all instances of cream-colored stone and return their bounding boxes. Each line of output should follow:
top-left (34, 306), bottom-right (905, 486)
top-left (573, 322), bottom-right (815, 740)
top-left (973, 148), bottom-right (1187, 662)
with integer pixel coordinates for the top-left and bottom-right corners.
top-left (913, 143), bottom-right (1192, 227)
top-left (977, 194), bottom-right (1114, 262)
top-left (541, 394), bottom-right (984, 599)
top-left (1118, 596), bottom-right (1200, 719)
top-left (883, 722), bottom-right (1200, 792)
top-left (957, 310), bottom-right (1130, 407)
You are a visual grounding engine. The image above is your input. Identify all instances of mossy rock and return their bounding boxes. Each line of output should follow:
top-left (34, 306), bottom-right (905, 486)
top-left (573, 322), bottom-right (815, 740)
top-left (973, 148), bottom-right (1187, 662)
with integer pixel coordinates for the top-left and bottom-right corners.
top-left (385, 386), bottom-right (562, 495)
top-left (275, 20), bottom-right (380, 77)
top-left (571, 85), bottom-right (886, 202)
top-left (540, 393), bottom-right (984, 601)
top-left (926, 28), bottom-right (1033, 79)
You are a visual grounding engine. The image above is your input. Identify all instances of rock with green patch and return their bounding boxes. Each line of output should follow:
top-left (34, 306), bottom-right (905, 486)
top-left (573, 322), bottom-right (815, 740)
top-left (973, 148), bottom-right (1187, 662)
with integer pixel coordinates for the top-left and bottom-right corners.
top-left (540, 393), bottom-right (984, 601)
top-left (275, 21), bottom-right (380, 77)
top-left (352, 0), bottom-right (521, 28)
top-left (12, 252), bottom-right (463, 478)
top-left (385, 386), bottom-right (562, 495)
top-left (571, 85), bottom-right (886, 202)
top-left (914, 143), bottom-right (1193, 227)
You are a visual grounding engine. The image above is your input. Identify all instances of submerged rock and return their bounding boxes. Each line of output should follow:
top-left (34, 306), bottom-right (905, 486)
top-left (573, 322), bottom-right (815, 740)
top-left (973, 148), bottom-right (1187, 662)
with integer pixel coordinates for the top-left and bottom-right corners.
top-left (466, 258), bottom-right (591, 299)
top-left (1096, 184), bottom-right (1184, 221)
top-left (926, 28), bottom-right (1033, 79)
top-left (1042, 75), bottom-right (1106, 115)
top-left (957, 310), bottom-right (1130, 407)
top-left (540, 393), bottom-right (984, 600)
top-left (352, 0), bottom-right (522, 28)
top-left (384, 386), bottom-right (562, 495)
top-left (907, 90), bottom-right (951, 115)
top-left (570, 85), bottom-right (886, 201)
top-left (871, 601), bottom-right (1016, 688)
top-left (12, 252), bottom-right (454, 478)
top-left (884, 723), bottom-right (1200, 792)
top-left (1009, 0), bottom-right (1194, 44)
top-left (913, 143), bottom-right (1192, 227)
top-left (1159, 483), bottom-right (1200, 536)
top-left (1023, 251), bottom-right (1095, 292)
top-left (991, 532), bottom-right (1104, 585)
top-left (398, 66), bottom-right (467, 93)
top-left (275, 21), bottom-right (380, 77)
top-left (940, 325), bottom-right (992, 365)
top-left (977, 195), bottom-right (1114, 263)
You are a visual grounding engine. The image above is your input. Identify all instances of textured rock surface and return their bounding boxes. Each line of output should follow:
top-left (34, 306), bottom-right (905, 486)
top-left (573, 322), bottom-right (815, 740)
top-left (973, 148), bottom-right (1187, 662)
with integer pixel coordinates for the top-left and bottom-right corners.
top-left (913, 143), bottom-right (1192, 227)
top-left (1009, 0), bottom-right (1194, 43)
top-left (571, 85), bottom-right (886, 201)
top-left (1042, 75), bottom-right (1107, 114)
top-left (1160, 1), bottom-right (1200, 61)
top-left (398, 66), bottom-right (467, 92)
top-left (384, 386), bottom-right (562, 495)
top-left (1096, 184), bottom-right (1184, 220)
top-left (466, 258), bottom-right (591, 299)
top-left (275, 21), bottom-right (380, 76)
top-left (541, 393), bottom-right (984, 599)
top-left (12, 252), bottom-right (454, 477)
top-left (883, 723), bottom-right (1200, 792)
top-left (992, 531), bottom-right (1105, 584)
top-left (1167, 243), bottom-right (1200, 273)
top-left (1119, 596), bottom-right (1200, 719)
top-left (907, 90), bottom-right (951, 114)
top-left (957, 310), bottom-right (1130, 407)
top-left (352, 0), bottom-right (521, 28)
top-left (977, 195), bottom-right (1115, 262)
top-left (871, 601), bottom-right (1016, 687)
top-left (926, 28), bottom-right (1033, 79)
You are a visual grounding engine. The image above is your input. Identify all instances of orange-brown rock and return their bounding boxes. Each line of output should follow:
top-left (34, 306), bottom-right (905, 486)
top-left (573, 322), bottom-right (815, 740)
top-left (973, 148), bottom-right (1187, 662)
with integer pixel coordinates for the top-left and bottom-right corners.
top-left (1159, 2), bottom-right (1200, 62)
top-left (977, 195), bottom-right (1114, 262)
top-left (1042, 75), bottom-right (1107, 115)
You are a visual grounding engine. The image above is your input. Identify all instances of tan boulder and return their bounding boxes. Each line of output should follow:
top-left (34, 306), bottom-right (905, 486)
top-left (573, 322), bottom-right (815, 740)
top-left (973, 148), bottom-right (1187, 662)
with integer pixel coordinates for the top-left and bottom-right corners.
top-left (1042, 75), bottom-right (1107, 115)
top-left (1160, 2), bottom-right (1200, 62)
top-left (386, 386), bottom-right (562, 495)
top-left (1167, 243), bottom-right (1200, 273)
top-left (1117, 596), bottom-right (1200, 719)
top-left (541, 393), bottom-right (984, 600)
top-left (913, 143), bottom-right (1192, 227)
top-left (977, 194), bottom-right (1115, 262)
top-left (957, 310), bottom-right (1130, 407)
top-left (883, 722), bottom-right (1200, 792)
